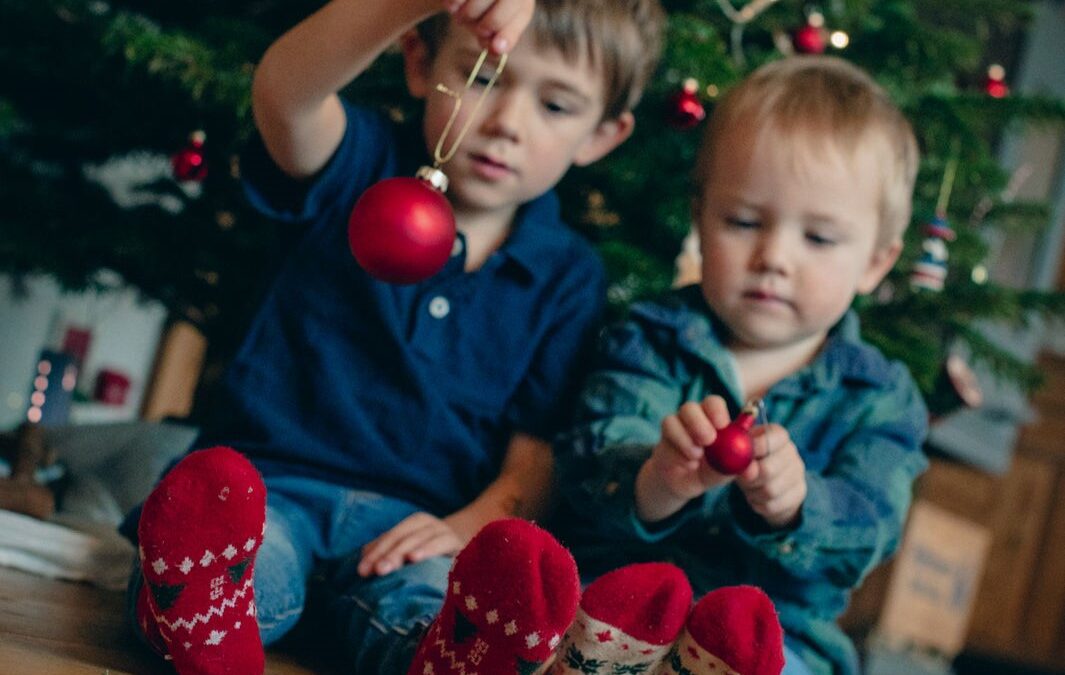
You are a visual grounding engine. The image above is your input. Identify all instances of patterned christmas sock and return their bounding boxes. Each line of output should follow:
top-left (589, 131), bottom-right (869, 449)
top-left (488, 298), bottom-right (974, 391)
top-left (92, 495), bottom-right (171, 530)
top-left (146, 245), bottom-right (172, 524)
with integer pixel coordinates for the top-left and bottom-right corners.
top-left (657, 585), bottom-right (784, 675)
top-left (407, 518), bottom-right (580, 675)
top-left (550, 562), bottom-right (692, 674)
top-left (136, 446), bottom-right (267, 675)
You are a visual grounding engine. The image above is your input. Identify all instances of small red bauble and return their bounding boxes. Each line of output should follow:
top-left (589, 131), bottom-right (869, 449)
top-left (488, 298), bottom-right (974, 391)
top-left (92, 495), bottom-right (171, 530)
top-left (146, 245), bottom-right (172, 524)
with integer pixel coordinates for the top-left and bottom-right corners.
top-left (984, 64), bottom-right (1009, 98)
top-left (792, 23), bottom-right (827, 54)
top-left (347, 166), bottom-right (456, 284)
top-left (665, 79), bottom-right (706, 131)
top-left (705, 410), bottom-right (756, 474)
top-left (172, 130), bottom-right (208, 183)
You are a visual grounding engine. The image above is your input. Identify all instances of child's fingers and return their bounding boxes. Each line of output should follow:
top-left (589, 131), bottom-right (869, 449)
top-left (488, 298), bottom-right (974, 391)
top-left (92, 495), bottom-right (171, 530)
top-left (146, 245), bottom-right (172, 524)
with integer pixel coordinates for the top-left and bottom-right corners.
top-left (750, 423), bottom-right (789, 459)
top-left (677, 401), bottom-right (716, 447)
top-left (699, 395), bottom-right (731, 430)
top-left (408, 530), bottom-right (463, 562)
top-left (478, 0), bottom-right (533, 53)
top-left (660, 414), bottom-right (700, 461)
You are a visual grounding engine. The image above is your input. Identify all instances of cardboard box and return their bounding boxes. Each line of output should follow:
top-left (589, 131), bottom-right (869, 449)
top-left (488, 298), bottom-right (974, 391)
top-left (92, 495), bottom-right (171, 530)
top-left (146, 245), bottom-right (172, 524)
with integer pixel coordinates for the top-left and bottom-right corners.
top-left (876, 500), bottom-right (992, 658)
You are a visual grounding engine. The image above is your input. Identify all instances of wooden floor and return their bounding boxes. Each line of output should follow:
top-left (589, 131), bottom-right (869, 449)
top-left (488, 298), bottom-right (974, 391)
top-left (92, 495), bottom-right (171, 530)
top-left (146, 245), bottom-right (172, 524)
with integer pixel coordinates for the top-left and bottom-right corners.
top-left (0, 566), bottom-right (338, 674)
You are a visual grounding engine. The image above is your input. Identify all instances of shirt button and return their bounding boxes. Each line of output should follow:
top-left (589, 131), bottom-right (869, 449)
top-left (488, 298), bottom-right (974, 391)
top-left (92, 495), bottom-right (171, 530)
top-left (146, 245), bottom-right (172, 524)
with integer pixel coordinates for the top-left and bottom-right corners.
top-left (451, 237), bottom-right (464, 257)
top-left (428, 296), bottom-right (450, 319)
top-left (778, 539), bottom-right (795, 555)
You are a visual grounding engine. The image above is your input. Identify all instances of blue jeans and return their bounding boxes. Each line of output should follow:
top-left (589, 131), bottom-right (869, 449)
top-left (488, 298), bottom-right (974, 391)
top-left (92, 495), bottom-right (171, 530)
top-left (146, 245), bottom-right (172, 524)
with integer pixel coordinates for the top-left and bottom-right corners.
top-left (128, 474), bottom-right (452, 673)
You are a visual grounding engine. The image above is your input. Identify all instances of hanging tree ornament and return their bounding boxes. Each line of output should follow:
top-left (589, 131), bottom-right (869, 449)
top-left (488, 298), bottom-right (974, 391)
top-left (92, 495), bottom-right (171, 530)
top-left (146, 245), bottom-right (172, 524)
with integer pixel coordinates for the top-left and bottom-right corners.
top-left (171, 130), bottom-right (208, 183)
top-left (665, 78), bottom-right (706, 130)
top-left (347, 51), bottom-right (507, 284)
top-left (705, 400), bottom-right (765, 475)
top-left (792, 9), bottom-right (828, 54)
top-left (983, 63), bottom-right (1009, 99)
top-left (714, 0), bottom-right (783, 66)
top-left (911, 154), bottom-right (959, 292)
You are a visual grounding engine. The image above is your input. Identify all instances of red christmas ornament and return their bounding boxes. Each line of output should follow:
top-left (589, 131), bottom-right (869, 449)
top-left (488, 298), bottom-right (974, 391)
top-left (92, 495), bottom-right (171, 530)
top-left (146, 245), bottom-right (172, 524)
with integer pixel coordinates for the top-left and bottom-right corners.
top-left (983, 64), bottom-right (1009, 98)
top-left (347, 166), bottom-right (456, 284)
top-left (705, 405), bottom-right (758, 474)
top-left (792, 22), bottom-right (827, 54)
top-left (665, 78), bottom-right (706, 130)
top-left (171, 130), bottom-right (208, 183)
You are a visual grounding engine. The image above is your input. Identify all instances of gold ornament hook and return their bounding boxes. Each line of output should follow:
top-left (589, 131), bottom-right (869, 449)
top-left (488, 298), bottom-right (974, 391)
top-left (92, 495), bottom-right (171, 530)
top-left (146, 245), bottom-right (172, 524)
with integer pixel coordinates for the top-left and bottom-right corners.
top-left (433, 49), bottom-right (508, 167)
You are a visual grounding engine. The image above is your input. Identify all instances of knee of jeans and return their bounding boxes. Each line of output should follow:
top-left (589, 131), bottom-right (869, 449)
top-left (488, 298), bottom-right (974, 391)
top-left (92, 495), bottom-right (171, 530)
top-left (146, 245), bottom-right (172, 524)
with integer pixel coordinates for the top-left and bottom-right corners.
top-left (335, 555), bottom-right (452, 636)
top-left (254, 529), bottom-right (309, 642)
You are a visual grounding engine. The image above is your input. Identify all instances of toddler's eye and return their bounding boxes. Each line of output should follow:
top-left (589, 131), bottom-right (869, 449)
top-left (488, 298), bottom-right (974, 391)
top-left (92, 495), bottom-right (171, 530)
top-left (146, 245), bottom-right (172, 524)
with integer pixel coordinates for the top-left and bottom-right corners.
top-left (806, 232), bottom-right (837, 247)
top-left (472, 74), bottom-right (493, 87)
top-left (725, 217), bottom-right (759, 230)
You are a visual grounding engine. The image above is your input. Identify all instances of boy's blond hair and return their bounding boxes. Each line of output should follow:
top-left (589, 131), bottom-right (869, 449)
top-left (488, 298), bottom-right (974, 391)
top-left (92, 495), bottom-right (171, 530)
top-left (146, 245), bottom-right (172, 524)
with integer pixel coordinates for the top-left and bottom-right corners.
top-left (694, 56), bottom-right (919, 245)
top-left (417, 0), bottom-right (665, 120)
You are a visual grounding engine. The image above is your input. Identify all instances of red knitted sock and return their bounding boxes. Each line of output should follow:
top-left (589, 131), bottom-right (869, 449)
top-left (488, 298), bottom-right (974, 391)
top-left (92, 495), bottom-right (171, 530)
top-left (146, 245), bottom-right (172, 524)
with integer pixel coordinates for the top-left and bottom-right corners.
top-left (658, 585), bottom-right (785, 675)
top-left (407, 518), bottom-right (580, 675)
top-left (550, 562), bottom-right (692, 674)
top-left (136, 446), bottom-right (267, 675)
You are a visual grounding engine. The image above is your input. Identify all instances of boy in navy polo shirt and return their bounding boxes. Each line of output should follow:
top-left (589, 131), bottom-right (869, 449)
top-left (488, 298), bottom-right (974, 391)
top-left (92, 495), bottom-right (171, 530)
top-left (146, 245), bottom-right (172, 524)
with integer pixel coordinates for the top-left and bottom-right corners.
top-left (124, 0), bottom-right (665, 672)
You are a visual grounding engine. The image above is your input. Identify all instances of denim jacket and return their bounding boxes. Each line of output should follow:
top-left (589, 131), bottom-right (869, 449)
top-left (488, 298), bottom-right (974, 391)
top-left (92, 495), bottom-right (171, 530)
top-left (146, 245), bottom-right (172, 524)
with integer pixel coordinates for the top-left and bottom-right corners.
top-left (554, 286), bottom-right (929, 675)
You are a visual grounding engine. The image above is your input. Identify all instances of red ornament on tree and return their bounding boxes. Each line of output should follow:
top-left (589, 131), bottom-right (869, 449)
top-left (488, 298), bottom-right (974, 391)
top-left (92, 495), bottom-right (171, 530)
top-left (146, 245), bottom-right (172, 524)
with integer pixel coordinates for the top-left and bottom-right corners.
top-left (665, 78), bottom-right (706, 130)
top-left (347, 166), bottom-right (456, 284)
top-left (792, 11), bottom-right (827, 54)
top-left (705, 402), bottom-right (760, 474)
top-left (171, 130), bottom-right (208, 183)
top-left (983, 64), bottom-right (1009, 98)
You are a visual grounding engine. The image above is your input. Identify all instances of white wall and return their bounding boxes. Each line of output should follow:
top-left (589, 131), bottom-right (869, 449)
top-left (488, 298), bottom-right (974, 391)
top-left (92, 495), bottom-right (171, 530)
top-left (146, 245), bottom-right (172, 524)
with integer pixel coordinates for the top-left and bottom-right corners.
top-left (0, 272), bottom-right (167, 430)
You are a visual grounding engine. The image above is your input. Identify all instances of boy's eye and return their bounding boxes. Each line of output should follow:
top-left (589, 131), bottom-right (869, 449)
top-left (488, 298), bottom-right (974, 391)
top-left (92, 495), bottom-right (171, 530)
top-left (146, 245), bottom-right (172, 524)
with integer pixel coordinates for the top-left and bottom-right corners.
top-left (543, 100), bottom-right (571, 115)
top-left (471, 74), bottom-right (493, 87)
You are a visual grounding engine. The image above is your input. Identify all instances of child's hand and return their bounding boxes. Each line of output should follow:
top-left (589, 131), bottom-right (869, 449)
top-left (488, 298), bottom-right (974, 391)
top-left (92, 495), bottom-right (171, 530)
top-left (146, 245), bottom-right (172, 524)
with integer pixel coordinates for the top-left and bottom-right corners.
top-left (446, 0), bottom-right (535, 54)
top-left (733, 424), bottom-right (807, 529)
top-left (636, 396), bottom-right (734, 522)
top-left (357, 512), bottom-right (463, 576)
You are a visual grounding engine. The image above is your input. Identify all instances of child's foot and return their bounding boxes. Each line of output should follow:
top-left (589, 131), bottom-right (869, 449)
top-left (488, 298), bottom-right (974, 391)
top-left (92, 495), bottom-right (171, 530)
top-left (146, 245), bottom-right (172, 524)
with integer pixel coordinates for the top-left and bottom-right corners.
top-left (407, 518), bottom-right (580, 675)
top-left (657, 585), bottom-right (785, 675)
top-left (136, 446), bottom-right (267, 675)
top-left (550, 562), bottom-right (692, 674)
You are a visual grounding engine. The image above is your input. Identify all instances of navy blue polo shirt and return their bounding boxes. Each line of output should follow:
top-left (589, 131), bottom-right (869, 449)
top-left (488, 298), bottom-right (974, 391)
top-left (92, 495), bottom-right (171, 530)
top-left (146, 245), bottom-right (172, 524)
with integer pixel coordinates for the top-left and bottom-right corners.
top-left (198, 102), bottom-right (606, 515)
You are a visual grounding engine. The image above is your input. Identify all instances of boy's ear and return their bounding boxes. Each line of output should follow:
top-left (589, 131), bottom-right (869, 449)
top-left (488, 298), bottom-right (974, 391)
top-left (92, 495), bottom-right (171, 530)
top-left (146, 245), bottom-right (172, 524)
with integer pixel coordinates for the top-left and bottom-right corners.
top-left (858, 237), bottom-right (903, 295)
top-left (400, 31), bottom-right (432, 99)
top-left (573, 111), bottom-right (635, 167)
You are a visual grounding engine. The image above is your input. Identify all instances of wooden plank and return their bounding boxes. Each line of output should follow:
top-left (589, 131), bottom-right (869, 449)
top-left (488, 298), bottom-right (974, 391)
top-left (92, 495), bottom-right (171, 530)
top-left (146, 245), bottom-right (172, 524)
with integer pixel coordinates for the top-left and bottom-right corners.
top-left (0, 566), bottom-right (330, 674)
top-left (1021, 467), bottom-right (1065, 663)
top-left (966, 455), bottom-right (1055, 652)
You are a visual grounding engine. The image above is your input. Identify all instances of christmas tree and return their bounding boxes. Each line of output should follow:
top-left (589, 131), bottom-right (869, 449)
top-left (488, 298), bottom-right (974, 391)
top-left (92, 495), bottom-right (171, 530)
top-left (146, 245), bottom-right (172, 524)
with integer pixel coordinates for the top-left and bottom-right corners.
top-left (2, 0), bottom-right (1064, 415)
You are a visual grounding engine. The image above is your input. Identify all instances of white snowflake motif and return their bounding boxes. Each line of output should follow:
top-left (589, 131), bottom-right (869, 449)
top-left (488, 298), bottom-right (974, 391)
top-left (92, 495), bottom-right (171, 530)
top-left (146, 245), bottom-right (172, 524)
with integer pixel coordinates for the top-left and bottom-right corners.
top-left (549, 634), bottom-right (561, 649)
top-left (222, 545), bottom-right (238, 560)
top-left (206, 630), bottom-right (227, 646)
top-left (244, 538), bottom-right (256, 552)
top-left (452, 581), bottom-right (461, 595)
top-left (183, 642), bottom-right (192, 651)
top-left (464, 595), bottom-right (478, 611)
top-left (151, 558), bottom-right (167, 575)
top-left (525, 633), bottom-right (541, 649)
top-left (200, 550), bottom-right (215, 567)
top-left (504, 621), bottom-right (517, 636)
top-left (179, 557), bottom-right (194, 575)
top-left (235, 621), bottom-right (242, 629)
top-left (218, 486), bottom-right (230, 501)
top-left (423, 664), bottom-right (434, 674)
top-left (210, 576), bottom-right (225, 601)
top-left (485, 610), bottom-right (499, 625)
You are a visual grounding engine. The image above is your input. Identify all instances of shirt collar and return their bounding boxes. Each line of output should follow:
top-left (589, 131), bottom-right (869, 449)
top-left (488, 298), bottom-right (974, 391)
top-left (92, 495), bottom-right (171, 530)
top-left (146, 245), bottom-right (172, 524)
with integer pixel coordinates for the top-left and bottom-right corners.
top-left (635, 287), bottom-right (894, 398)
top-left (495, 191), bottom-right (565, 282)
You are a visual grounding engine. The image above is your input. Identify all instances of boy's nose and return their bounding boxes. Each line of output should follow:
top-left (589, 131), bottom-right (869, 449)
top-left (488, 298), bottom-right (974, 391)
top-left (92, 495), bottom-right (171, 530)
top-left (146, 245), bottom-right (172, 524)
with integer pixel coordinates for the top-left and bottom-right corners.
top-left (479, 92), bottom-right (523, 142)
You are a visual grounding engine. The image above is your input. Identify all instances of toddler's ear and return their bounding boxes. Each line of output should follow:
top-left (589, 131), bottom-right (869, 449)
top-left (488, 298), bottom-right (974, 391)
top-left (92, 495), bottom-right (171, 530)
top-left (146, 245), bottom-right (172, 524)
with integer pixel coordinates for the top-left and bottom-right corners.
top-left (858, 238), bottom-right (903, 295)
top-left (573, 111), bottom-right (635, 167)
top-left (400, 31), bottom-right (432, 99)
